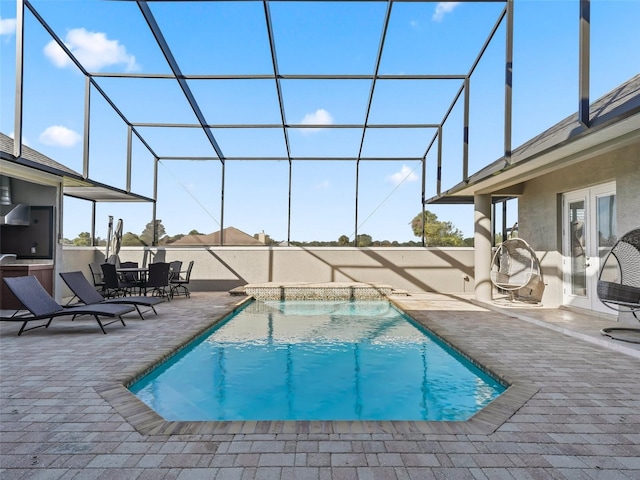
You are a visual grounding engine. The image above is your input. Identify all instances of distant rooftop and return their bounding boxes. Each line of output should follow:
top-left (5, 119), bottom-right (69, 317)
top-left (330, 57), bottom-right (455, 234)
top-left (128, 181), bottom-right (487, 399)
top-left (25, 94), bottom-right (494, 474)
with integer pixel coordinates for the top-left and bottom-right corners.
top-left (170, 226), bottom-right (264, 246)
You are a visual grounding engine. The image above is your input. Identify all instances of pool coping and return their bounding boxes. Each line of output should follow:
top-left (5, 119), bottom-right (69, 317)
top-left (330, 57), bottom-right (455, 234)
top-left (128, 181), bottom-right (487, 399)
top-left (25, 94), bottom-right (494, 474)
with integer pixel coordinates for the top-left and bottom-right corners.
top-left (95, 296), bottom-right (539, 436)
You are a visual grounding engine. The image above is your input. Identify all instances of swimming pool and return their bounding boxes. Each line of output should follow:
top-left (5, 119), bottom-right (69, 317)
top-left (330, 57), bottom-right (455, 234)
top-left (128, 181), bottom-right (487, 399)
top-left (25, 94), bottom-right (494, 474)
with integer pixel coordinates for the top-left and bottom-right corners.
top-left (130, 300), bottom-right (505, 421)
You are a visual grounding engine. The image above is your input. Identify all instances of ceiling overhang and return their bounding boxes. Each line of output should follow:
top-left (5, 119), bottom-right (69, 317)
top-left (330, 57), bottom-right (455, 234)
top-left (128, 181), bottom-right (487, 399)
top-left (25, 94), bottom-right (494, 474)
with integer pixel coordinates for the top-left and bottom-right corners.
top-left (63, 183), bottom-right (154, 203)
top-left (0, 152), bottom-right (154, 204)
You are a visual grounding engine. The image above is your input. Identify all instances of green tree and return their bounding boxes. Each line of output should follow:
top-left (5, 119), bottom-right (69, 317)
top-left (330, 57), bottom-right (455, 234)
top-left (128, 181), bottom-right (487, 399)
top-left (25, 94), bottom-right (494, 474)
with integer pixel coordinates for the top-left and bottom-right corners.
top-left (410, 210), bottom-right (465, 246)
top-left (338, 235), bottom-right (350, 246)
top-left (121, 232), bottom-right (144, 246)
top-left (140, 220), bottom-right (166, 246)
top-left (67, 233), bottom-right (107, 246)
top-left (188, 229), bottom-right (202, 235)
top-left (73, 232), bottom-right (92, 246)
top-left (356, 233), bottom-right (373, 247)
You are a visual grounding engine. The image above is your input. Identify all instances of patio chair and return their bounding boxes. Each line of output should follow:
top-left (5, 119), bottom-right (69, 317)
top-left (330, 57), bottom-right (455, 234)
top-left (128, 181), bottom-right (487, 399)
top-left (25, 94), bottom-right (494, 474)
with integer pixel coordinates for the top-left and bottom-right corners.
top-left (88, 262), bottom-right (105, 291)
top-left (120, 261), bottom-right (142, 294)
top-left (597, 228), bottom-right (640, 342)
top-left (1, 275), bottom-right (133, 335)
top-left (490, 237), bottom-right (544, 303)
top-left (170, 260), bottom-right (194, 298)
top-left (169, 260), bottom-right (182, 282)
top-left (101, 263), bottom-right (137, 298)
top-left (60, 271), bottom-right (165, 320)
top-left (142, 262), bottom-right (172, 300)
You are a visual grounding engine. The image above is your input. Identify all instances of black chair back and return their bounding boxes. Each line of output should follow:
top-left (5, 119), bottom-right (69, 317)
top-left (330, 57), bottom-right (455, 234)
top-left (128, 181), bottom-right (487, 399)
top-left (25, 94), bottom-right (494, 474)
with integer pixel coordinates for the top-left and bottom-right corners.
top-left (100, 262), bottom-right (131, 297)
top-left (183, 260), bottom-right (194, 281)
top-left (146, 262), bottom-right (170, 288)
top-left (119, 261), bottom-right (139, 284)
top-left (169, 261), bottom-right (182, 281)
top-left (144, 262), bottom-right (171, 299)
top-left (89, 262), bottom-right (105, 289)
top-left (100, 263), bottom-right (120, 290)
top-left (170, 261), bottom-right (194, 298)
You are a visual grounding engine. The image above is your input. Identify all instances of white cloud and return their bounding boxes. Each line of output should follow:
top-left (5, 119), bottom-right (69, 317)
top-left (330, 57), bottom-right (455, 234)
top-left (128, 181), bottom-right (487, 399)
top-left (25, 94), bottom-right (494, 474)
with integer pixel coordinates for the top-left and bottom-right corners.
top-left (299, 108), bottom-right (334, 135)
top-left (433, 2), bottom-right (460, 22)
top-left (0, 17), bottom-right (16, 36)
top-left (39, 126), bottom-right (82, 147)
top-left (387, 165), bottom-right (418, 186)
top-left (44, 27), bottom-right (139, 72)
top-left (409, 20), bottom-right (419, 29)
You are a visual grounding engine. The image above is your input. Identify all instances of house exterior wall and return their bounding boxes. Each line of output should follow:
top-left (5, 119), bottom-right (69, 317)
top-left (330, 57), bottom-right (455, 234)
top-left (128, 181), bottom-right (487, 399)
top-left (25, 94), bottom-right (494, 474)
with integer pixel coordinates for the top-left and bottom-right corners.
top-left (518, 141), bottom-right (640, 308)
top-left (60, 246), bottom-right (475, 301)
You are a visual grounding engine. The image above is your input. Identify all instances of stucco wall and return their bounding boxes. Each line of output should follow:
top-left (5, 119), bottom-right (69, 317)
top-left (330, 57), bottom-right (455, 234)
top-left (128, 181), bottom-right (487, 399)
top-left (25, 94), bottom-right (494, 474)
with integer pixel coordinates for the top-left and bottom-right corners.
top-left (60, 246), bottom-right (475, 300)
top-left (518, 141), bottom-right (640, 307)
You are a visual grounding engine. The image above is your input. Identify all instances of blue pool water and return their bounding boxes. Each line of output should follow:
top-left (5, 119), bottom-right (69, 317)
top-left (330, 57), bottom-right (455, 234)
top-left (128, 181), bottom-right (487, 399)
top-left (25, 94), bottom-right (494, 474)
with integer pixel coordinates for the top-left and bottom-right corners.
top-left (130, 300), bottom-right (505, 421)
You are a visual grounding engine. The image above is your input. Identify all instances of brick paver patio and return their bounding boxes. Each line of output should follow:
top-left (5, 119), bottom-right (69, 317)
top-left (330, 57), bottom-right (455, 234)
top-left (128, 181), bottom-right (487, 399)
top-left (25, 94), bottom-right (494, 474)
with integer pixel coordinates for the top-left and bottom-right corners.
top-left (2, 291), bottom-right (639, 479)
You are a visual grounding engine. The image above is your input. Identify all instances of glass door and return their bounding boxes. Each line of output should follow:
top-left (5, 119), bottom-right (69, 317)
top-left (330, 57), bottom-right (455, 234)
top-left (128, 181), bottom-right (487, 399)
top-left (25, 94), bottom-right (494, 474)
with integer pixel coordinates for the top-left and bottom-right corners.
top-left (562, 182), bottom-right (616, 312)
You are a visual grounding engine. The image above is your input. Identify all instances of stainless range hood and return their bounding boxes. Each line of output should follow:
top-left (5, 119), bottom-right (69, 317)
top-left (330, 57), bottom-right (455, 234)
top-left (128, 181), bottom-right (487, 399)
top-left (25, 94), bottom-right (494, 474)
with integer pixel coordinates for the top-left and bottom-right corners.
top-left (0, 176), bottom-right (30, 226)
top-left (0, 203), bottom-right (30, 226)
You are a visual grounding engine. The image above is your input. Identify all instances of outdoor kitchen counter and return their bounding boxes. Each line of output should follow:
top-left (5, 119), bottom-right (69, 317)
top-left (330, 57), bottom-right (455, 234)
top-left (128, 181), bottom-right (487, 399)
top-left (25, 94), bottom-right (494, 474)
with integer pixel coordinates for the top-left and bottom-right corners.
top-left (0, 263), bottom-right (54, 310)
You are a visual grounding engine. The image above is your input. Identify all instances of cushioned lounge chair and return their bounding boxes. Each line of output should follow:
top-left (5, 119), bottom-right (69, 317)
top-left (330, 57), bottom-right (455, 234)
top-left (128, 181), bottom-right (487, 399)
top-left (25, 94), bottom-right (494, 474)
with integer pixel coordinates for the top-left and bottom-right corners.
top-left (1, 275), bottom-right (134, 335)
top-left (60, 271), bottom-right (165, 320)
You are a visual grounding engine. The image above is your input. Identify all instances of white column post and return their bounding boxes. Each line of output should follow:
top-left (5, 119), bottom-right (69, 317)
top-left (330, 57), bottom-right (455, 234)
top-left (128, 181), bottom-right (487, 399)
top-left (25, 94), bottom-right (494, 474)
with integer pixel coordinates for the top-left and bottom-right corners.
top-left (474, 194), bottom-right (493, 302)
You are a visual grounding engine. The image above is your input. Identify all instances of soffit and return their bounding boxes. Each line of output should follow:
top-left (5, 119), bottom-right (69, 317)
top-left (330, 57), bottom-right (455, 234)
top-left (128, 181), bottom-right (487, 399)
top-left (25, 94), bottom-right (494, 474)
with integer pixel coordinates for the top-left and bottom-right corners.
top-left (427, 73), bottom-right (640, 202)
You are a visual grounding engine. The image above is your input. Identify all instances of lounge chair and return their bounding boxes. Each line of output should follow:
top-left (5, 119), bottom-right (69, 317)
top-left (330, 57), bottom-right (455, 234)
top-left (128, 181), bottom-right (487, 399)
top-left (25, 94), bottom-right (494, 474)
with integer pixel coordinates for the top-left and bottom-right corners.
top-left (1, 275), bottom-right (134, 335)
top-left (60, 271), bottom-right (165, 320)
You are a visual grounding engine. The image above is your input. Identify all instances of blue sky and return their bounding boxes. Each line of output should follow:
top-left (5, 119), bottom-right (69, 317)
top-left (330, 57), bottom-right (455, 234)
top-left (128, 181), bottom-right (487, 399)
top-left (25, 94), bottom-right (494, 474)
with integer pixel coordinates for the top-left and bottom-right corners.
top-left (1, 0), bottom-right (639, 243)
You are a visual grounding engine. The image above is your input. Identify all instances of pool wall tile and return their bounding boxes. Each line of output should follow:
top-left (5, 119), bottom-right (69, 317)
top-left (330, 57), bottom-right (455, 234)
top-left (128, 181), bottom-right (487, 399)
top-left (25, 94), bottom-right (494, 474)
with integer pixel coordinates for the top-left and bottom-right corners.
top-left (244, 283), bottom-right (392, 300)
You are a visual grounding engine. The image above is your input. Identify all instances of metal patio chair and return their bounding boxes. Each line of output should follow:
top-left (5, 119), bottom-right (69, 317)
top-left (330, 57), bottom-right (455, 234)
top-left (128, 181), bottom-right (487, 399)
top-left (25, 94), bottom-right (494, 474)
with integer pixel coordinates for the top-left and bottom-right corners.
top-left (169, 260), bottom-right (182, 282)
top-left (120, 261), bottom-right (142, 294)
top-left (101, 263), bottom-right (137, 298)
top-left (170, 260), bottom-right (194, 298)
top-left (88, 262), bottom-right (105, 292)
top-left (142, 262), bottom-right (172, 300)
top-left (598, 228), bottom-right (640, 342)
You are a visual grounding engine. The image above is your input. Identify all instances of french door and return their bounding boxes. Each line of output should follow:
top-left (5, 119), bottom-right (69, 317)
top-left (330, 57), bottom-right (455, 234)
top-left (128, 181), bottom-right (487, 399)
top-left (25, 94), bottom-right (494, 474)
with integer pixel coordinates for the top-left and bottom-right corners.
top-left (562, 182), bottom-right (616, 313)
